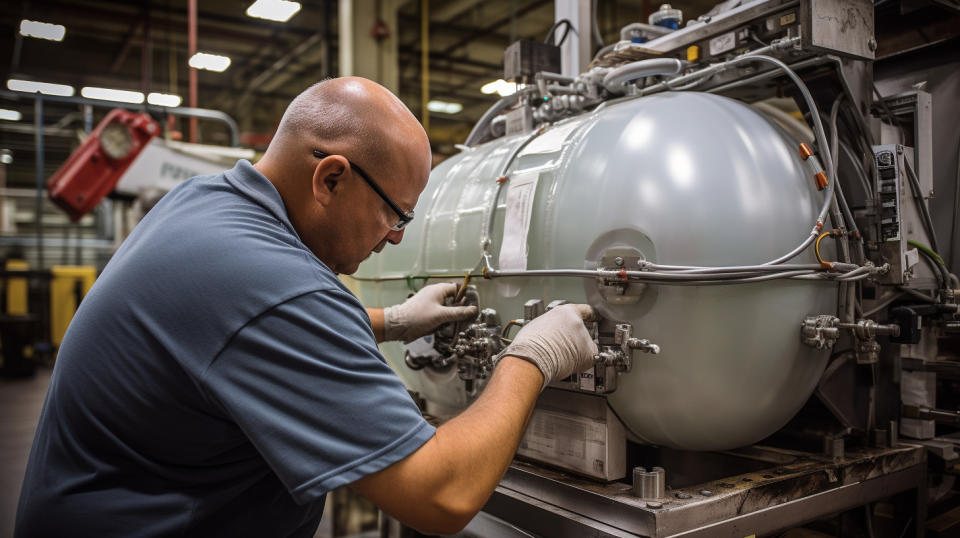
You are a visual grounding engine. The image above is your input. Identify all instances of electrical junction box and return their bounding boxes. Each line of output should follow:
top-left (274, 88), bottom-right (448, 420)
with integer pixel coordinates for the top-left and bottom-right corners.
top-left (517, 390), bottom-right (626, 481)
top-left (504, 40), bottom-right (561, 82)
top-left (872, 144), bottom-right (937, 288)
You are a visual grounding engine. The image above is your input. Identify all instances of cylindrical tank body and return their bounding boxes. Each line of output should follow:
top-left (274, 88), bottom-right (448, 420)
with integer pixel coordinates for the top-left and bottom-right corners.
top-left (352, 92), bottom-right (837, 451)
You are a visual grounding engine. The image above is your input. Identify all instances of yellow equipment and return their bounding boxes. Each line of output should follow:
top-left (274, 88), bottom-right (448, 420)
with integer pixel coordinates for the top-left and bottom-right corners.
top-left (50, 266), bottom-right (96, 347)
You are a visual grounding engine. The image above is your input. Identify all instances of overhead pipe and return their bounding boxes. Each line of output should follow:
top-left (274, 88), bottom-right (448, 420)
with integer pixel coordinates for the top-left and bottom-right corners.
top-left (421, 0), bottom-right (430, 135)
top-left (0, 91), bottom-right (240, 147)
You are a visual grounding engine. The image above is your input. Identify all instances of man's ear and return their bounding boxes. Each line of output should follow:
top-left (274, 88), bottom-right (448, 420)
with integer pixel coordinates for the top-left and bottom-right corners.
top-left (311, 155), bottom-right (349, 205)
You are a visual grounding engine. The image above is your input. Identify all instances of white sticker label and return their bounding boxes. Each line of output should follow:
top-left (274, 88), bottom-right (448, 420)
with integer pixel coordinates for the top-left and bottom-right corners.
top-left (498, 171), bottom-right (540, 272)
top-left (709, 31), bottom-right (737, 56)
top-left (579, 370), bottom-right (596, 392)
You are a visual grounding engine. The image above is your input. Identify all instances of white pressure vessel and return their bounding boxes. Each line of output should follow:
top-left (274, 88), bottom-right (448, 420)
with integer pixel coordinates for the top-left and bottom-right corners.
top-left (352, 91), bottom-right (838, 451)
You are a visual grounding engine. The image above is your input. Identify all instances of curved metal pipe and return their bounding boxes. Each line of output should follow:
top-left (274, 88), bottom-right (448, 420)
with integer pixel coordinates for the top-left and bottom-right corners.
top-left (603, 59), bottom-right (684, 94)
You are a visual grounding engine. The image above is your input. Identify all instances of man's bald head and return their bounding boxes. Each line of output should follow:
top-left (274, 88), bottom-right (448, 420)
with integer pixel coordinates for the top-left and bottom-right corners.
top-left (254, 77), bottom-right (432, 273)
top-left (261, 77), bottom-right (429, 183)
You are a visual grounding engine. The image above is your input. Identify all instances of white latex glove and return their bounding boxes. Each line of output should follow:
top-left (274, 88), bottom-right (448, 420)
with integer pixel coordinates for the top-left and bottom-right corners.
top-left (383, 283), bottom-right (479, 343)
top-left (494, 304), bottom-right (598, 391)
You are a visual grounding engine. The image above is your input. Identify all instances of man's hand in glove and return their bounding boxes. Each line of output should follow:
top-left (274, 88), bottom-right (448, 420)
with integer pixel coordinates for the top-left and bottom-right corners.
top-left (495, 304), bottom-right (598, 391)
top-left (382, 283), bottom-right (478, 343)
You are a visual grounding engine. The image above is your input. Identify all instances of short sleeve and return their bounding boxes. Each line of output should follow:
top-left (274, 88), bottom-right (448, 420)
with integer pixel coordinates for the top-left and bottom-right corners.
top-left (200, 289), bottom-right (435, 504)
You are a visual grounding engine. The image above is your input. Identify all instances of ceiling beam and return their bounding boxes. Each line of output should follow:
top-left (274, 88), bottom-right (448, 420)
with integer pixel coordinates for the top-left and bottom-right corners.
top-left (110, 20), bottom-right (144, 73)
top-left (440, 0), bottom-right (552, 56)
top-left (432, 0), bottom-right (486, 22)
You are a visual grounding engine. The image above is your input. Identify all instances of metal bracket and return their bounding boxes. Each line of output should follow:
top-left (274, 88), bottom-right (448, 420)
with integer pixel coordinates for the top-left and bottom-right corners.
top-left (597, 248), bottom-right (647, 305)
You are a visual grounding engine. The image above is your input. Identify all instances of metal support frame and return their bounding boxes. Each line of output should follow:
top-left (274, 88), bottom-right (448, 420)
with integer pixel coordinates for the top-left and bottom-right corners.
top-left (554, 0), bottom-right (592, 77)
top-left (477, 444), bottom-right (926, 537)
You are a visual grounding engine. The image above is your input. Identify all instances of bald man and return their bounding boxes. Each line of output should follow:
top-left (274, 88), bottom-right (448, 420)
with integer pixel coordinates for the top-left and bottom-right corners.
top-left (16, 78), bottom-right (597, 537)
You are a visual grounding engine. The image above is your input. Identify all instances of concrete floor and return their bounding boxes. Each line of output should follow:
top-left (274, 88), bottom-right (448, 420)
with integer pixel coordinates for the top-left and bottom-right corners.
top-left (0, 366), bottom-right (51, 538)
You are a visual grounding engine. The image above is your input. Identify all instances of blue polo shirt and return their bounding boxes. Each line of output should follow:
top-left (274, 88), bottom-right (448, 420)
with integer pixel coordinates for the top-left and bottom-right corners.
top-left (15, 160), bottom-right (434, 537)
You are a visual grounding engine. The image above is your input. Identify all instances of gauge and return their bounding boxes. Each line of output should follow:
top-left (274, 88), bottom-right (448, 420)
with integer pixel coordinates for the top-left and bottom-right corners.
top-left (99, 121), bottom-right (134, 160)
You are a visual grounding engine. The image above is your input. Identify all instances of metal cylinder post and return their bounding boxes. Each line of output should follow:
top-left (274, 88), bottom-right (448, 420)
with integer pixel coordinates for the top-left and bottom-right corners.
top-left (34, 94), bottom-right (43, 270)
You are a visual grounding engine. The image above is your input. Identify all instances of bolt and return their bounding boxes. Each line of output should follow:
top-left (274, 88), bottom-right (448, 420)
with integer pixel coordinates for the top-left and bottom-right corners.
top-left (614, 256), bottom-right (624, 267)
top-left (719, 482), bottom-right (734, 488)
top-left (699, 489), bottom-right (714, 496)
top-left (762, 474), bottom-right (774, 479)
top-left (675, 492), bottom-right (692, 499)
top-left (646, 501), bottom-right (663, 509)
top-left (742, 477), bottom-right (753, 483)
top-left (868, 37), bottom-right (877, 52)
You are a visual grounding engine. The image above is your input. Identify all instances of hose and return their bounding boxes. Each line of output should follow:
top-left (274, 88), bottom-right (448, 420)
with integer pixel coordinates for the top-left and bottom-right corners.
top-left (862, 291), bottom-right (904, 318)
top-left (481, 128), bottom-right (547, 250)
top-left (908, 239), bottom-right (950, 289)
top-left (465, 93), bottom-right (521, 147)
top-left (902, 157), bottom-right (941, 255)
top-left (839, 140), bottom-right (873, 200)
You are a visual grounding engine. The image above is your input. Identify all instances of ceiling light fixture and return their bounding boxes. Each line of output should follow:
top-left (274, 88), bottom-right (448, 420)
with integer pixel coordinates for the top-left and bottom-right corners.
top-left (7, 79), bottom-right (75, 96)
top-left (246, 0), bottom-right (302, 22)
top-left (147, 92), bottom-right (183, 107)
top-left (189, 52), bottom-right (232, 72)
top-left (427, 100), bottom-right (463, 115)
top-left (19, 20), bottom-right (66, 41)
top-left (480, 79), bottom-right (517, 97)
top-left (81, 87), bottom-right (145, 104)
top-left (0, 109), bottom-right (23, 122)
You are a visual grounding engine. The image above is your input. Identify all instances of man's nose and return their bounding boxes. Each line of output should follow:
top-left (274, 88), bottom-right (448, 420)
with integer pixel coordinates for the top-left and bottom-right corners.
top-left (386, 228), bottom-right (405, 245)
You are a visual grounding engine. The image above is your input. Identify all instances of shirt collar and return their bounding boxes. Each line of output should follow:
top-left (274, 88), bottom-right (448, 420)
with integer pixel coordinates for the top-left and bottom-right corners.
top-left (223, 159), bottom-right (301, 241)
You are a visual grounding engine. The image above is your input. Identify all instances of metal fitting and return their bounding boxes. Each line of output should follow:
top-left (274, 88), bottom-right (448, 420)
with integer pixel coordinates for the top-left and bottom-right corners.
top-left (633, 466), bottom-right (666, 499)
top-left (801, 315), bottom-right (840, 349)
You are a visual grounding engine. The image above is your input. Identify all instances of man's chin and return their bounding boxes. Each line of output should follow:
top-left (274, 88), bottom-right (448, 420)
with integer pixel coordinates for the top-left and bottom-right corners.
top-left (340, 263), bottom-right (361, 275)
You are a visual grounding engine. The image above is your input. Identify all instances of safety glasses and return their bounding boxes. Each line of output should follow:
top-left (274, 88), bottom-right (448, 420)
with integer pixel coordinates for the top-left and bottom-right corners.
top-left (313, 149), bottom-right (414, 231)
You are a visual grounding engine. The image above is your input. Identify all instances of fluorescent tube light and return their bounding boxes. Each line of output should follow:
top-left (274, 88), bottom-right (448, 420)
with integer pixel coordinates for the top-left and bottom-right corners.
top-left (81, 87), bottom-right (145, 104)
top-left (246, 0), bottom-right (302, 22)
top-left (480, 79), bottom-right (516, 97)
top-left (7, 79), bottom-right (75, 96)
top-left (147, 92), bottom-right (182, 107)
top-left (19, 20), bottom-right (66, 41)
top-left (0, 109), bottom-right (23, 121)
top-left (427, 100), bottom-right (463, 115)
top-left (189, 52), bottom-right (231, 72)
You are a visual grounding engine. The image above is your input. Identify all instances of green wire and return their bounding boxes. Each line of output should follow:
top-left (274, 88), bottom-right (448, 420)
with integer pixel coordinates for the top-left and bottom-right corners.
top-left (907, 239), bottom-right (946, 267)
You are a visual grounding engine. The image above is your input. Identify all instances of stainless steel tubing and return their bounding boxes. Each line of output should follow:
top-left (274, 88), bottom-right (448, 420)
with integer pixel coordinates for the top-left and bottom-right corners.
top-left (603, 59), bottom-right (684, 94)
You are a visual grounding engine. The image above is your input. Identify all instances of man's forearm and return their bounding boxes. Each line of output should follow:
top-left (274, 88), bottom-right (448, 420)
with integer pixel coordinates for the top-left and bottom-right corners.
top-left (428, 357), bottom-right (542, 511)
top-left (350, 356), bottom-right (542, 534)
top-left (366, 307), bottom-right (386, 342)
